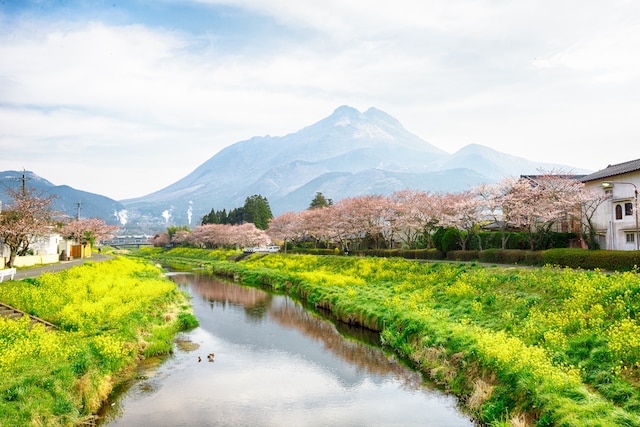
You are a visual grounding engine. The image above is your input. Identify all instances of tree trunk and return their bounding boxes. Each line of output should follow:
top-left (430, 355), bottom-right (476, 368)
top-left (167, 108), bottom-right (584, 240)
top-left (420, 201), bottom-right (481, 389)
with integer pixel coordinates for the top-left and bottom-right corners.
top-left (7, 249), bottom-right (17, 268)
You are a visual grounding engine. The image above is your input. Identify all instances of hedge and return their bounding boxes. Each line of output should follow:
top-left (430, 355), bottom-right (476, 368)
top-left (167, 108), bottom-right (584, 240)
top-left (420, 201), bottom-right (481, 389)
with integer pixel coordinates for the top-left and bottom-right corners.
top-left (282, 246), bottom-right (638, 271)
top-left (542, 248), bottom-right (640, 271)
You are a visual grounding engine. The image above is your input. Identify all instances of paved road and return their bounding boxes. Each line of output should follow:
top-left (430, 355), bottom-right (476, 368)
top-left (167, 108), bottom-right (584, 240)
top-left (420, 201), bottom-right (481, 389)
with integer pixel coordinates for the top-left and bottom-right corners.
top-left (12, 253), bottom-right (115, 281)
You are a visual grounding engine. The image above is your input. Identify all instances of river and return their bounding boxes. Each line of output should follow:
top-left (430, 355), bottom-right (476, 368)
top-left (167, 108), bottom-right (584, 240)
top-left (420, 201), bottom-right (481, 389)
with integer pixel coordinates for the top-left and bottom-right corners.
top-left (99, 271), bottom-right (474, 426)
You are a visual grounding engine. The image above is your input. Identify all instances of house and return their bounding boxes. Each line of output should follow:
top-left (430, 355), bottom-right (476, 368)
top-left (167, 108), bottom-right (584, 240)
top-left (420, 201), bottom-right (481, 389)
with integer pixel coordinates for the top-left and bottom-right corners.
top-left (1, 228), bottom-right (64, 268)
top-left (580, 159), bottom-right (640, 251)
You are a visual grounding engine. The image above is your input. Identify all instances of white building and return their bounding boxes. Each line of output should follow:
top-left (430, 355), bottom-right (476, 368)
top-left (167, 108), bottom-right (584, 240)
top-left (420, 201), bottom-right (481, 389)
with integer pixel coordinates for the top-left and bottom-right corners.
top-left (581, 159), bottom-right (640, 251)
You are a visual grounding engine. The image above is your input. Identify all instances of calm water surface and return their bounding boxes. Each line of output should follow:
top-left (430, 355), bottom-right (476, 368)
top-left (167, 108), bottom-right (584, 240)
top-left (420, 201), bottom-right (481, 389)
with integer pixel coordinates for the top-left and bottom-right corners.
top-left (99, 272), bottom-right (474, 427)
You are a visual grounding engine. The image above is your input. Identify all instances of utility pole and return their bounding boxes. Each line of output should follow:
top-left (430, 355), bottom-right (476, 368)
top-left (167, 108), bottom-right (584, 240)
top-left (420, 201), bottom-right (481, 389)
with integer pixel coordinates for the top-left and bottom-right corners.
top-left (76, 200), bottom-right (82, 220)
top-left (21, 169), bottom-right (29, 196)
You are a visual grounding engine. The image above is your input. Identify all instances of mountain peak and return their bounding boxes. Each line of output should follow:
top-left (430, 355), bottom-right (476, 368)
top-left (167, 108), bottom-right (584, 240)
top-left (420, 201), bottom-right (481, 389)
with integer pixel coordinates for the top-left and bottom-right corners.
top-left (327, 106), bottom-right (402, 128)
top-left (328, 105), bottom-right (364, 126)
top-left (331, 105), bottom-right (362, 116)
top-left (363, 107), bottom-right (403, 128)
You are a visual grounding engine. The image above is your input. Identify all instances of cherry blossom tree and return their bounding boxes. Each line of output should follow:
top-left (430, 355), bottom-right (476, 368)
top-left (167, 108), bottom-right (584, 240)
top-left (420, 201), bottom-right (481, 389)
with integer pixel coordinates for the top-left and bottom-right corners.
top-left (150, 232), bottom-right (170, 247)
top-left (367, 195), bottom-right (400, 249)
top-left (0, 187), bottom-right (57, 267)
top-left (235, 223), bottom-right (271, 248)
top-left (60, 217), bottom-right (119, 246)
top-left (329, 196), bottom-right (379, 250)
top-left (189, 224), bottom-right (227, 248)
top-left (476, 178), bottom-right (524, 249)
top-left (522, 172), bottom-right (585, 249)
top-left (171, 229), bottom-right (191, 246)
top-left (325, 199), bottom-right (355, 250)
top-left (189, 223), bottom-right (270, 249)
top-left (303, 206), bottom-right (338, 248)
top-left (391, 189), bottom-right (442, 248)
top-left (268, 211), bottom-right (302, 252)
top-left (440, 190), bottom-right (484, 250)
top-left (497, 172), bottom-right (586, 250)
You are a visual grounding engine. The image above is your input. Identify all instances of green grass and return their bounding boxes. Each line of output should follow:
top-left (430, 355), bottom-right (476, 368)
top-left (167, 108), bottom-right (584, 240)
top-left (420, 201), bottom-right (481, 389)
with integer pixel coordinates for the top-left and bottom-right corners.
top-left (171, 250), bottom-right (640, 426)
top-left (0, 257), bottom-right (198, 427)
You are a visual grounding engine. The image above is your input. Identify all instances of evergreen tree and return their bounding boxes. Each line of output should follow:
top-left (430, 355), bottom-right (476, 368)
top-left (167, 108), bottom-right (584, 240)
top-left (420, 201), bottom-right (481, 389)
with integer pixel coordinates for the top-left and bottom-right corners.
top-left (201, 195), bottom-right (272, 229)
top-left (227, 207), bottom-right (245, 225)
top-left (201, 208), bottom-right (217, 225)
top-left (202, 208), bottom-right (229, 225)
top-left (309, 192), bottom-right (333, 210)
top-left (243, 195), bottom-right (273, 230)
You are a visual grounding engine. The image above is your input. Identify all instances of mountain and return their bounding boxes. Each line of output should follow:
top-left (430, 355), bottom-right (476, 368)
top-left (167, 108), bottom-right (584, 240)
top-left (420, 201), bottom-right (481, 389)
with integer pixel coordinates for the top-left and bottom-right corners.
top-left (120, 105), bottom-right (588, 232)
top-left (0, 171), bottom-right (125, 226)
top-left (432, 144), bottom-right (580, 181)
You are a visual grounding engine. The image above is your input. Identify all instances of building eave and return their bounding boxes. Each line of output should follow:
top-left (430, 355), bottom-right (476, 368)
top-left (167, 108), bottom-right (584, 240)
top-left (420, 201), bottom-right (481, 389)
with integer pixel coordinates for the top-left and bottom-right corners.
top-left (580, 158), bottom-right (640, 183)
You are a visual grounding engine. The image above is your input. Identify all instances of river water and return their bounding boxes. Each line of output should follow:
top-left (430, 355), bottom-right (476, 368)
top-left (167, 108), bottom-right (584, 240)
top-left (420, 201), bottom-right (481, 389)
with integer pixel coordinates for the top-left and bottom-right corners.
top-left (99, 271), bottom-right (474, 427)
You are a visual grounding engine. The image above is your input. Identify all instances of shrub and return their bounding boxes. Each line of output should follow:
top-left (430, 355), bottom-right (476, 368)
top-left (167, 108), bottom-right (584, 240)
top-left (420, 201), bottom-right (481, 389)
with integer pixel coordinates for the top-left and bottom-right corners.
top-left (441, 228), bottom-right (461, 253)
top-left (479, 249), bottom-right (542, 265)
top-left (543, 249), bottom-right (640, 271)
top-left (447, 250), bottom-right (479, 261)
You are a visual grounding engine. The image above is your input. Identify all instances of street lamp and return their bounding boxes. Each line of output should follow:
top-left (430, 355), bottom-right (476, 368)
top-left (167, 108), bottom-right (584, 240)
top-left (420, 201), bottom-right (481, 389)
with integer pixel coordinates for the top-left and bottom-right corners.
top-left (602, 181), bottom-right (639, 251)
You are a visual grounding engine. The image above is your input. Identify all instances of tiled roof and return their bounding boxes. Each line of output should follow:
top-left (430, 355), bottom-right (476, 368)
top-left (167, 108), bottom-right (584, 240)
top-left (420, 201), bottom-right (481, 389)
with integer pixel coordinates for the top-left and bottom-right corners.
top-left (580, 158), bottom-right (640, 182)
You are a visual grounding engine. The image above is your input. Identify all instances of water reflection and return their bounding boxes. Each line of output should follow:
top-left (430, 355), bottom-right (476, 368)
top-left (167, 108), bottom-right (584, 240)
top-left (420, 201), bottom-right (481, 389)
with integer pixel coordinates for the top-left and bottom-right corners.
top-left (100, 272), bottom-right (473, 427)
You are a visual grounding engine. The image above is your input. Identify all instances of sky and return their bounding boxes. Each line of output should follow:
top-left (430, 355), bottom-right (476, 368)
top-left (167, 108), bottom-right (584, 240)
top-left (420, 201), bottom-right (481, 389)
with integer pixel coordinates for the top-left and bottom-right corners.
top-left (1, 0), bottom-right (639, 201)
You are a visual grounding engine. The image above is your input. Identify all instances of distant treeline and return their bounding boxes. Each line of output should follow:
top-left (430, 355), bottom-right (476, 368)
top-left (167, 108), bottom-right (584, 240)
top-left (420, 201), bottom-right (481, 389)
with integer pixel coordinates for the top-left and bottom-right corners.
top-left (201, 194), bottom-right (273, 230)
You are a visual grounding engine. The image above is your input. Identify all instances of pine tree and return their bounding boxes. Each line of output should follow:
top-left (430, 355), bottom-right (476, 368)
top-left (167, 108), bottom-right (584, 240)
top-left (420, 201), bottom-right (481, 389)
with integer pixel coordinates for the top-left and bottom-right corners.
top-left (309, 192), bottom-right (333, 210)
top-left (243, 195), bottom-right (273, 230)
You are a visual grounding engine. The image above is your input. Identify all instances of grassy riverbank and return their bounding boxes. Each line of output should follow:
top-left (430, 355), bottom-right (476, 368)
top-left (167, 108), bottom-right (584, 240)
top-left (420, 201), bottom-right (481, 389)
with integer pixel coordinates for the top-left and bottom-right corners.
top-left (146, 247), bottom-right (640, 426)
top-left (0, 257), bottom-right (198, 427)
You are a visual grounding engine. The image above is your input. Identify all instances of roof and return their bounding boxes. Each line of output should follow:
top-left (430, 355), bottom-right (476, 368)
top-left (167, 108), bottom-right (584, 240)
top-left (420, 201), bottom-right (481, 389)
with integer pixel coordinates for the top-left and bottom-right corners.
top-left (580, 158), bottom-right (640, 183)
top-left (521, 174), bottom-right (587, 180)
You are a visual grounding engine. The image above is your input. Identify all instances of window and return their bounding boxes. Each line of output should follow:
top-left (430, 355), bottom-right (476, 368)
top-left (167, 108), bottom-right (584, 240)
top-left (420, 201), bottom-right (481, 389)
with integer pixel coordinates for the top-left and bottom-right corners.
top-left (616, 204), bottom-right (623, 220)
top-left (625, 202), bottom-right (634, 216)
top-left (627, 233), bottom-right (636, 243)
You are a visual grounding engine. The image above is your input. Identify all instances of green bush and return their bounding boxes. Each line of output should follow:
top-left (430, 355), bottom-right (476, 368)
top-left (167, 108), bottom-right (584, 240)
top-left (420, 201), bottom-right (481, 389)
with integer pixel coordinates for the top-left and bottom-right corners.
top-left (542, 248), bottom-right (640, 271)
top-left (479, 249), bottom-right (542, 265)
top-left (290, 248), bottom-right (337, 256)
top-left (446, 250), bottom-right (479, 261)
top-left (441, 228), bottom-right (461, 253)
top-left (465, 231), bottom-right (574, 251)
top-left (399, 249), bottom-right (445, 260)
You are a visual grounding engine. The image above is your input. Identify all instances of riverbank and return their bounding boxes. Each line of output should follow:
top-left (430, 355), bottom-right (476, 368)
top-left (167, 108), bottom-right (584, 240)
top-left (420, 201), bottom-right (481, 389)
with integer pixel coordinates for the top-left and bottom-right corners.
top-left (0, 257), bottom-right (198, 427)
top-left (145, 247), bottom-right (640, 426)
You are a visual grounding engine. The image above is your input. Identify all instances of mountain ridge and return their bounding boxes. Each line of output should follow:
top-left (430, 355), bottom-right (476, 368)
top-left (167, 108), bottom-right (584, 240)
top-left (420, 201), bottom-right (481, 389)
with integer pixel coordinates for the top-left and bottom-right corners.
top-left (1, 106), bottom-right (590, 233)
top-left (0, 171), bottom-right (125, 226)
top-left (118, 106), bottom-right (589, 231)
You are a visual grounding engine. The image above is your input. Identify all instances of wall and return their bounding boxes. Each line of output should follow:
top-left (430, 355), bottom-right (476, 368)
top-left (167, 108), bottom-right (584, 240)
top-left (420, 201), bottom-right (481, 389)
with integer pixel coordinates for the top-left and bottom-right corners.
top-left (9, 254), bottom-right (59, 268)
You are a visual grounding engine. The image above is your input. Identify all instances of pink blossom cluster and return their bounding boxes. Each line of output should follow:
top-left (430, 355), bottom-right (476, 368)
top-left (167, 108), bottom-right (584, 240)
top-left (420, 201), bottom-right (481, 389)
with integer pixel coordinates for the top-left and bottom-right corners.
top-left (268, 172), bottom-right (604, 250)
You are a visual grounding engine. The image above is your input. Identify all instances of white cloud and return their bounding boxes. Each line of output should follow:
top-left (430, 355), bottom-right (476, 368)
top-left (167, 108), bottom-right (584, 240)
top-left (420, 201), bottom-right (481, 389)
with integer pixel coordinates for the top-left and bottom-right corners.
top-left (0, 1), bottom-right (639, 199)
